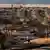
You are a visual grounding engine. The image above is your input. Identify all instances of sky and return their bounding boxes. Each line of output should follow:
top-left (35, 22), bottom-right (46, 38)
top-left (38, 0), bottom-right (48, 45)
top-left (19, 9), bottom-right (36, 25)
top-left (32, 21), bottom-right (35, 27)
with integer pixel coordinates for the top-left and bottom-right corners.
top-left (0, 0), bottom-right (50, 4)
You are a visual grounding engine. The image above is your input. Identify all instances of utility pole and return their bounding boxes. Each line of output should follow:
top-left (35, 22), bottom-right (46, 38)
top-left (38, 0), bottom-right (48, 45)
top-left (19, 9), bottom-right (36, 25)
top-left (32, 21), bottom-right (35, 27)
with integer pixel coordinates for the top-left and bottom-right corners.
top-left (11, 4), bottom-right (16, 26)
top-left (12, 4), bottom-right (14, 25)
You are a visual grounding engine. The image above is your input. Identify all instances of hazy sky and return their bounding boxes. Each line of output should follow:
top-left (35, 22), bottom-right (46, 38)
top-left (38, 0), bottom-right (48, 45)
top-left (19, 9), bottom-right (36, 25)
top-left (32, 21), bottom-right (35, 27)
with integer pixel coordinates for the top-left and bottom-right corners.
top-left (0, 0), bottom-right (50, 4)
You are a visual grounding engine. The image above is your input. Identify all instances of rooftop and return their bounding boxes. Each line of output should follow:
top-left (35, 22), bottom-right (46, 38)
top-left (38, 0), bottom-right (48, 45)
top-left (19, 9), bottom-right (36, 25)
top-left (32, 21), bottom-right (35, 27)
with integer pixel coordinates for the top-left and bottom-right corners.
top-left (0, 4), bottom-right (50, 8)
